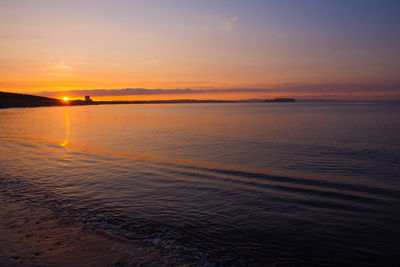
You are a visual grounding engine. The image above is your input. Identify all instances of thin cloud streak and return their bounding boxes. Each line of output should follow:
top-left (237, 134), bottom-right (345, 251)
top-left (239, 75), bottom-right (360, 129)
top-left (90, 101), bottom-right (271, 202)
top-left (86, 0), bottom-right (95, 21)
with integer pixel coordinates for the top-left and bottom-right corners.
top-left (39, 88), bottom-right (264, 97)
top-left (38, 84), bottom-right (400, 98)
top-left (223, 16), bottom-right (239, 33)
top-left (138, 59), bottom-right (161, 65)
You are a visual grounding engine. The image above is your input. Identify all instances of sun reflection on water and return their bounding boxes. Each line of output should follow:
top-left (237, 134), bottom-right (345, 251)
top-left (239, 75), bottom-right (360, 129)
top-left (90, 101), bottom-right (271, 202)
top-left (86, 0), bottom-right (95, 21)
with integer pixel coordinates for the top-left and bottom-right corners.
top-left (61, 111), bottom-right (70, 152)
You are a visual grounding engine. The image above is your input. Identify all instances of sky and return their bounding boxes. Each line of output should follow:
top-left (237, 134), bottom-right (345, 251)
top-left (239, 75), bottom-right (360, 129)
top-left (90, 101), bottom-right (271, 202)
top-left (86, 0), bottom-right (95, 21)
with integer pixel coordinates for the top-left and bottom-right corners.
top-left (1, 0), bottom-right (400, 100)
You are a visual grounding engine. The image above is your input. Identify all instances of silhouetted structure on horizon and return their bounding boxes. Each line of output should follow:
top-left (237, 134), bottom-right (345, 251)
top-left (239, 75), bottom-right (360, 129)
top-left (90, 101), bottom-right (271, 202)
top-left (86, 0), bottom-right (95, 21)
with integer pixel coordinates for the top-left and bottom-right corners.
top-left (264, 98), bottom-right (295, 102)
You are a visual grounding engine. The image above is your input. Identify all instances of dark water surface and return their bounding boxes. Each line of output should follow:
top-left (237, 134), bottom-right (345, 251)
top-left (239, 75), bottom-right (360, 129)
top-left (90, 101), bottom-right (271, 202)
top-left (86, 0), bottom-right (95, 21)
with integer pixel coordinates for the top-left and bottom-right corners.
top-left (1, 102), bottom-right (400, 266)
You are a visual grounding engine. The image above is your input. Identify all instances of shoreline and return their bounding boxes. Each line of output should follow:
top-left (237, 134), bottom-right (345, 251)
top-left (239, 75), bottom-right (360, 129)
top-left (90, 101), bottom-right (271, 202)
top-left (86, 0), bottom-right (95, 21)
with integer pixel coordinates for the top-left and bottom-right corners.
top-left (0, 91), bottom-right (295, 109)
top-left (0, 194), bottom-right (198, 267)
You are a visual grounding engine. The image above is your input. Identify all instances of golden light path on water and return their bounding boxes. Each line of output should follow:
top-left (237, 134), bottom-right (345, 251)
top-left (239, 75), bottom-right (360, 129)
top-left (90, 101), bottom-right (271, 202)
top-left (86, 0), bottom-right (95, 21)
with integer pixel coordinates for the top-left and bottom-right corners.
top-left (61, 111), bottom-right (70, 152)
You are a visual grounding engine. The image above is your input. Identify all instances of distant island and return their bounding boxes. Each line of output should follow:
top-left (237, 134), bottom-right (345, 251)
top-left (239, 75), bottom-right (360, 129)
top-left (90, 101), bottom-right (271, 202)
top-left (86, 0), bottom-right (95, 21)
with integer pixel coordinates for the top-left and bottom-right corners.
top-left (0, 91), bottom-right (295, 109)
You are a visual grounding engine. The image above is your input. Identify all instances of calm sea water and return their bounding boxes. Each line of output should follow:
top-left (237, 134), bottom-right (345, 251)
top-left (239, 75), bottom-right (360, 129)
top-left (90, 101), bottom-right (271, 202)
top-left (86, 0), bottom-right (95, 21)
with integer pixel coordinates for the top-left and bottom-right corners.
top-left (1, 102), bottom-right (400, 266)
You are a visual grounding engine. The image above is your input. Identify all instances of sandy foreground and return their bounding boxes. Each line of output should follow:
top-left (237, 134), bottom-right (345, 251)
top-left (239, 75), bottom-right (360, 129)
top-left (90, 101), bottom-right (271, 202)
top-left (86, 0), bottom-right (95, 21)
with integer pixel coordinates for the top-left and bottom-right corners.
top-left (0, 194), bottom-right (197, 267)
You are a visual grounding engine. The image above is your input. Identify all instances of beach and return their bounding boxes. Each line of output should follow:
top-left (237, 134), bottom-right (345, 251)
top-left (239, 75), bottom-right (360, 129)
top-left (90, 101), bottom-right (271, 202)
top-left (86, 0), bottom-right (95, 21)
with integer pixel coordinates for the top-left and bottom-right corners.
top-left (0, 194), bottom-right (196, 267)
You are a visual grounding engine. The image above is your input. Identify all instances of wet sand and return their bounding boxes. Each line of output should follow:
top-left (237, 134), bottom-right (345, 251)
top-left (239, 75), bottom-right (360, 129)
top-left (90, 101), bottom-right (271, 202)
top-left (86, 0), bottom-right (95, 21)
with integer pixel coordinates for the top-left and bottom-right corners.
top-left (0, 195), bottom-right (197, 267)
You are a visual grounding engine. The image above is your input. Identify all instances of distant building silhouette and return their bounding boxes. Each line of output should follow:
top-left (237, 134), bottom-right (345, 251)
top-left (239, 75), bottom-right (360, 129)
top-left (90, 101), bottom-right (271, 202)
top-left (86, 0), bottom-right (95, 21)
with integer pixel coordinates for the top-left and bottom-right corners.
top-left (85, 96), bottom-right (92, 103)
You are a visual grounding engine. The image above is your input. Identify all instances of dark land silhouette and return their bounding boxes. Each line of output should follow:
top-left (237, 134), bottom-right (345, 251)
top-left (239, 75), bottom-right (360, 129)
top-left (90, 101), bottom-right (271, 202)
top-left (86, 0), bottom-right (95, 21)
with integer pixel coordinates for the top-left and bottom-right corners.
top-left (0, 91), bottom-right (295, 109)
top-left (0, 91), bottom-right (64, 108)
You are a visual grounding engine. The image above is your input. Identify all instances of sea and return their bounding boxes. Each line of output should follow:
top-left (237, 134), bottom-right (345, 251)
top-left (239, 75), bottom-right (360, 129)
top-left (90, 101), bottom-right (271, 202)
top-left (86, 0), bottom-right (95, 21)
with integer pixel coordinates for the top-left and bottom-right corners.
top-left (1, 101), bottom-right (399, 266)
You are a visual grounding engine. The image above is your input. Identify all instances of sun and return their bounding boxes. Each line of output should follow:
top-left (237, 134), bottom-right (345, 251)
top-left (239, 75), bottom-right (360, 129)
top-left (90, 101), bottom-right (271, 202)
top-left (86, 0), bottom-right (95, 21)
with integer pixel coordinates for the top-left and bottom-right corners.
top-left (62, 97), bottom-right (69, 101)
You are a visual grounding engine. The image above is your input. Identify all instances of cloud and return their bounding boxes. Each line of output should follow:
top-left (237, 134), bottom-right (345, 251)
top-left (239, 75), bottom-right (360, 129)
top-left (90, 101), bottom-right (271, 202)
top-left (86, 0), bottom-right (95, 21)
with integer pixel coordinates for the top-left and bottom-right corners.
top-left (39, 88), bottom-right (263, 97)
top-left (139, 59), bottom-right (160, 65)
top-left (36, 83), bottom-right (400, 98)
top-left (53, 64), bottom-right (72, 71)
top-left (43, 59), bottom-right (90, 75)
top-left (45, 61), bottom-right (73, 72)
top-left (223, 16), bottom-right (239, 33)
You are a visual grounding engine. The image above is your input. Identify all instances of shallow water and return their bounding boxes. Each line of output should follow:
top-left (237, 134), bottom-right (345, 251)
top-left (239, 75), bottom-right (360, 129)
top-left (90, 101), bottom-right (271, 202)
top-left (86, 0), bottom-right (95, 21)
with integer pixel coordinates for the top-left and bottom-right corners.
top-left (1, 102), bottom-right (400, 265)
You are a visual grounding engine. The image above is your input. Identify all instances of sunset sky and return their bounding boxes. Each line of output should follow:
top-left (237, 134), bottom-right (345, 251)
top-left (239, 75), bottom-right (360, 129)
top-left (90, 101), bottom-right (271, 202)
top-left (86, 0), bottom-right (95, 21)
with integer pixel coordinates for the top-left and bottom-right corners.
top-left (1, 0), bottom-right (400, 100)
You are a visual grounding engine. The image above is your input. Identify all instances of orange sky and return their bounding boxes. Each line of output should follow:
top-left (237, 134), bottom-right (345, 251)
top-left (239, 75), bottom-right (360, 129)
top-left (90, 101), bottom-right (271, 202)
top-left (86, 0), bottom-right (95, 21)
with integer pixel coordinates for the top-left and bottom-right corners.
top-left (1, 0), bottom-right (399, 100)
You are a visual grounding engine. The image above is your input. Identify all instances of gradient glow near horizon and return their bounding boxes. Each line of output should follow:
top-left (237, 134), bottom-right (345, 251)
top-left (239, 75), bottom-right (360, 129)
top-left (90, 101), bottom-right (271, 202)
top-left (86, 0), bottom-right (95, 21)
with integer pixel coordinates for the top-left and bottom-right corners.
top-left (1, 0), bottom-right (400, 100)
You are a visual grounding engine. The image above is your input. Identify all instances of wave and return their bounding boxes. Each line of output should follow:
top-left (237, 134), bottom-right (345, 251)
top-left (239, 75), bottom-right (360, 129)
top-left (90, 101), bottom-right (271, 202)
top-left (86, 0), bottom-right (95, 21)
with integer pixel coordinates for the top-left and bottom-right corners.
top-left (1, 141), bottom-right (400, 265)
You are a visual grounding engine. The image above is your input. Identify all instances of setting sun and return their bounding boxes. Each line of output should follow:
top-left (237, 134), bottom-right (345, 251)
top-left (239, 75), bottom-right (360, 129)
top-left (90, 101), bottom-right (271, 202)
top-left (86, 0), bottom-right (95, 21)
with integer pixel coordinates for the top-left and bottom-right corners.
top-left (62, 97), bottom-right (69, 101)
